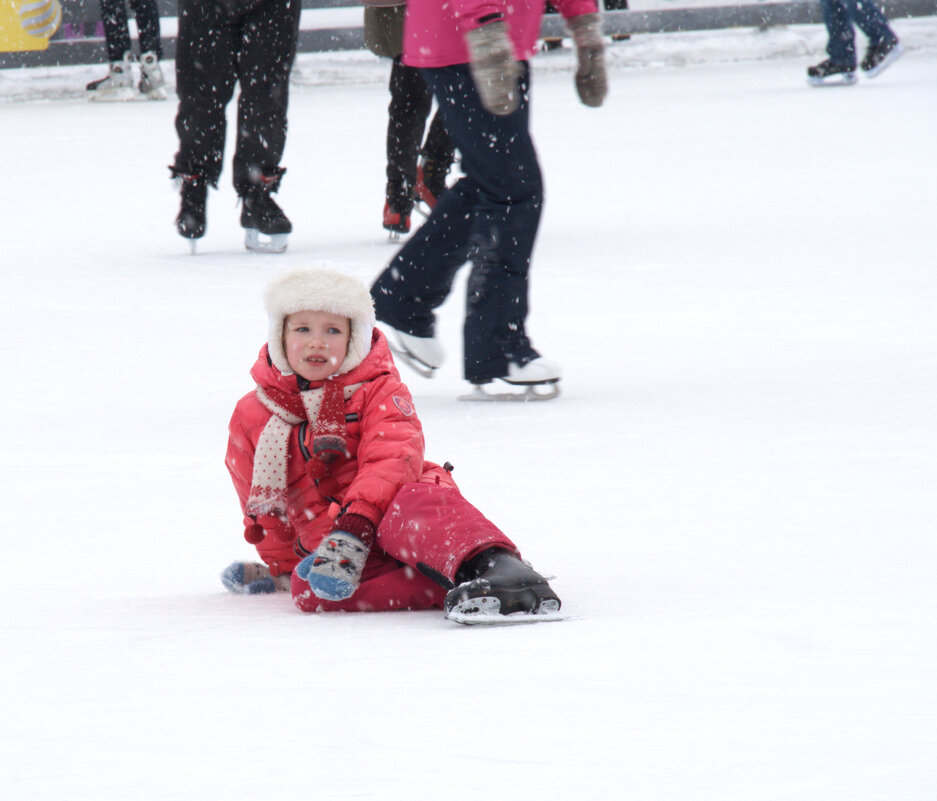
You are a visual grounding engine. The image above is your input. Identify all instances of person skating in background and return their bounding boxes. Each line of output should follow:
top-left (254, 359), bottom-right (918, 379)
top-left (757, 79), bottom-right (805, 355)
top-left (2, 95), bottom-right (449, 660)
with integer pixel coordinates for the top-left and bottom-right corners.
top-left (222, 268), bottom-right (562, 623)
top-left (807, 0), bottom-right (904, 86)
top-left (169, 0), bottom-right (301, 253)
top-left (370, 0), bottom-right (607, 399)
top-left (86, 0), bottom-right (166, 101)
top-left (363, 0), bottom-right (456, 239)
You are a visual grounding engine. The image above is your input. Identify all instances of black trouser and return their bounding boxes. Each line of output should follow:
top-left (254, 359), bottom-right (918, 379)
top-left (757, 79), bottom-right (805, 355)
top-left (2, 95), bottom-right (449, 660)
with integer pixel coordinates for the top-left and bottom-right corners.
top-left (99, 0), bottom-right (162, 61)
top-left (172, 0), bottom-right (302, 190)
top-left (372, 64), bottom-right (542, 383)
top-left (386, 56), bottom-right (454, 210)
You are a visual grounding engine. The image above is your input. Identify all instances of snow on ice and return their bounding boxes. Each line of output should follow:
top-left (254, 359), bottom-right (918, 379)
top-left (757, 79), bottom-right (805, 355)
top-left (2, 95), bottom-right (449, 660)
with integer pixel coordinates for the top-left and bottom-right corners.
top-left (1, 18), bottom-right (936, 801)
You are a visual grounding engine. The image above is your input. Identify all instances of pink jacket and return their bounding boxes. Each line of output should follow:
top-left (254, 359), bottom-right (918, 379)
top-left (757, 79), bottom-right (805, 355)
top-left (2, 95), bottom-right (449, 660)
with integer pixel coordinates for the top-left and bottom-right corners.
top-left (402, 0), bottom-right (598, 68)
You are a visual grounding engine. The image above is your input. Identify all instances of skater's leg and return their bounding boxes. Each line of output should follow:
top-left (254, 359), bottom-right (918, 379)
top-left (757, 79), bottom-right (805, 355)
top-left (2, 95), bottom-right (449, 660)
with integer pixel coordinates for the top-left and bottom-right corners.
top-left (386, 56), bottom-right (433, 213)
top-left (172, 0), bottom-right (238, 185)
top-left (844, 0), bottom-right (896, 46)
top-left (371, 175), bottom-right (477, 338)
top-left (99, 0), bottom-right (131, 62)
top-left (376, 481), bottom-right (519, 586)
top-left (422, 64), bottom-right (543, 382)
top-left (127, 0), bottom-right (163, 58)
top-left (231, 0), bottom-right (301, 192)
top-left (820, 0), bottom-right (858, 66)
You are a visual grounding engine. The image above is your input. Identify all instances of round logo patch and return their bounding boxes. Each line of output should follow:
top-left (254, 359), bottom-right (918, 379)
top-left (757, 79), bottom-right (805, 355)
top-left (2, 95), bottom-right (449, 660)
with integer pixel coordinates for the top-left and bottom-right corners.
top-left (392, 395), bottom-right (414, 416)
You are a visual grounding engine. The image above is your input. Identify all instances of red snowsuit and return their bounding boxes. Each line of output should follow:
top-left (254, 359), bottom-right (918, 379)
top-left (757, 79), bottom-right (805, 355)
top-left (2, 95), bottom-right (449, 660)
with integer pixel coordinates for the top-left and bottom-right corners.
top-left (226, 328), bottom-right (516, 612)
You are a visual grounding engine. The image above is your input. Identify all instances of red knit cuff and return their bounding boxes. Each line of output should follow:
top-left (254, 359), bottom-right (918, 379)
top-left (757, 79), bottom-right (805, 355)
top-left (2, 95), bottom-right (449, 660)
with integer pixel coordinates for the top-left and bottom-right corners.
top-left (333, 513), bottom-right (376, 547)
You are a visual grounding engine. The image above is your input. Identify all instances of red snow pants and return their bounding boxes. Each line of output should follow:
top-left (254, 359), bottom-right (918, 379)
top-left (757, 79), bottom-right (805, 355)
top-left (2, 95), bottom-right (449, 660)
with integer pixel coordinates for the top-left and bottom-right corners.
top-left (291, 482), bottom-right (517, 612)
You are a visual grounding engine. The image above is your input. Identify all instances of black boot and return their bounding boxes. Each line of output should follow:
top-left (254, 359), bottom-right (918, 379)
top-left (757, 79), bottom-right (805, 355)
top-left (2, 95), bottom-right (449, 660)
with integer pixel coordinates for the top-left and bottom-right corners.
top-left (806, 59), bottom-right (857, 87)
top-left (172, 170), bottom-right (208, 239)
top-left (239, 169), bottom-right (291, 253)
top-left (239, 170), bottom-right (292, 236)
top-left (445, 548), bottom-right (561, 618)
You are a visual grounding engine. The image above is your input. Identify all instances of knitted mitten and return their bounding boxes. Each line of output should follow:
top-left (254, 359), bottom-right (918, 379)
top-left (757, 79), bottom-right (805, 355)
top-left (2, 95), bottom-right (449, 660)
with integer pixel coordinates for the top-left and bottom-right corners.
top-left (294, 514), bottom-right (375, 601)
top-left (221, 561), bottom-right (290, 594)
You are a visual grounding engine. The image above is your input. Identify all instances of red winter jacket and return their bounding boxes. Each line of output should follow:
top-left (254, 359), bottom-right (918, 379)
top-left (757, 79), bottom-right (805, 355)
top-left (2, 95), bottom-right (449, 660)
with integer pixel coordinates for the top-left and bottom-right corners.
top-left (225, 329), bottom-right (455, 576)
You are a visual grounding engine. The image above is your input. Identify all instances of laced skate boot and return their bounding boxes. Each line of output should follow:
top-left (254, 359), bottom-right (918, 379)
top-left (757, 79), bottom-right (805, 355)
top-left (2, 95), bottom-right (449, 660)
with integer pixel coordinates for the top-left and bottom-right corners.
top-left (806, 59), bottom-right (857, 87)
top-left (139, 51), bottom-right (167, 100)
top-left (240, 169), bottom-right (292, 253)
top-left (174, 172), bottom-right (208, 241)
top-left (86, 52), bottom-right (135, 101)
top-left (221, 561), bottom-right (291, 594)
top-left (861, 39), bottom-right (904, 78)
top-left (294, 533), bottom-right (370, 601)
top-left (381, 323), bottom-right (444, 377)
top-left (445, 548), bottom-right (562, 622)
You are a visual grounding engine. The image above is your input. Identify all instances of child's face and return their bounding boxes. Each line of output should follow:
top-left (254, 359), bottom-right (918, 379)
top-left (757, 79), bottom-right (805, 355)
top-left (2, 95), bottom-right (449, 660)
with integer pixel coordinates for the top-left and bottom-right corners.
top-left (283, 310), bottom-right (351, 382)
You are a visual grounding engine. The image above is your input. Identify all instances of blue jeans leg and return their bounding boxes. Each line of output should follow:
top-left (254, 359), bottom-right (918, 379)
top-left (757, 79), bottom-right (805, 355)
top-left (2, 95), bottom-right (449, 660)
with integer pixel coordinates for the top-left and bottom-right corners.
top-left (822, 0), bottom-right (896, 65)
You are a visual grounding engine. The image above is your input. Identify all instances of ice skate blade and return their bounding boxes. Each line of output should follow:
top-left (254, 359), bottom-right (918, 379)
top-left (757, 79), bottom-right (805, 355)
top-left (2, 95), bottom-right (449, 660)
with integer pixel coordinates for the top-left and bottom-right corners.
top-left (446, 597), bottom-right (568, 626)
top-left (385, 230), bottom-right (403, 243)
top-left (459, 380), bottom-right (560, 402)
top-left (144, 87), bottom-right (168, 101)
top-left (387, 343), bottom-right (438, 378)
top-left (88, 87), bottom-right (136, 102)
top-left (244, 229), bottom-right (288, 254)
top-left (807, 73), bottom-right (857, 88)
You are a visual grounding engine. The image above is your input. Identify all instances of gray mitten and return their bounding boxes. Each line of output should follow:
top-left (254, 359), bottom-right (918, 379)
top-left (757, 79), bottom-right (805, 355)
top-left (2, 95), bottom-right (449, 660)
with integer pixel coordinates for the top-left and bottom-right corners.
top-left (568, 13), bottom-right (608, 107)
top-left (465, 20), bottom-right (523, 116)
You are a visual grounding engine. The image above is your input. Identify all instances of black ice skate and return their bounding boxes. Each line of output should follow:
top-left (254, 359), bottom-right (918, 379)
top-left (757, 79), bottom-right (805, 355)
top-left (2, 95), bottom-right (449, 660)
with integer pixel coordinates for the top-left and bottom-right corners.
top-left (240, 169), bottom-right (292, 254)
top-left (861, 39), bottom-right (904, 78)
top-left (806, 59), bottom-right (857, 87)
top-left (445, 548), bottom-right (563, 625)
top-left (172, 170), bottom-right (208, 249)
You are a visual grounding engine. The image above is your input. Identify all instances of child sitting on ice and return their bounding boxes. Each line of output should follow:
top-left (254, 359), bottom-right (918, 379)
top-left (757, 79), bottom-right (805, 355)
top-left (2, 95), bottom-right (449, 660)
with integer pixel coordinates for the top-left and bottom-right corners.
top-left (222, 268), bottom-right (560, 620)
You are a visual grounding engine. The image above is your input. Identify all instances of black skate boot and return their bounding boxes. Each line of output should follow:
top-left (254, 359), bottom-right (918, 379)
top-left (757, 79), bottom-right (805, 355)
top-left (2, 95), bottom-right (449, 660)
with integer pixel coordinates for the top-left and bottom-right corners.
top-left (861, 39), bottom-right (904, 78)
top-left (806, 59), bottom-right (857, 87)
top-left (239, 168), bottom-right (292, 253)
top-left (172, 170), bottom-right (208, 242)
top-left (445, 548), bottom-right (562, 624)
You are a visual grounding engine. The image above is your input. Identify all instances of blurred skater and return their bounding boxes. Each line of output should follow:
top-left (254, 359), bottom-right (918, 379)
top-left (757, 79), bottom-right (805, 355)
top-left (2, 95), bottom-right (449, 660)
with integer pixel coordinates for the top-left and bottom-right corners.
top-left (807, 0), bottom-right (903, 86)
top-left (86, 0), bottom-right (166, 101)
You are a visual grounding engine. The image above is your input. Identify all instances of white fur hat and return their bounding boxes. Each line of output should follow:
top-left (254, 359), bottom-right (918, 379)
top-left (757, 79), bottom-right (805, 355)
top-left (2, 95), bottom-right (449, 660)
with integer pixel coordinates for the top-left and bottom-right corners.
top-left (264, 268), bottom-right (376, 377)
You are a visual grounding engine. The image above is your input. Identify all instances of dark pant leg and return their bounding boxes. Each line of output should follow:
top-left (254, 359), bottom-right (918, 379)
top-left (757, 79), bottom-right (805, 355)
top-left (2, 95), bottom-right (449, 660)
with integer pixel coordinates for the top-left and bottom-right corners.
top-left (127, 0), bottom-right (162, 57)
top-left (372, 64), bottom-right (542, 381)
top-left (99, 0), bottom-right (131, 62)
top-left (231, 0), bottom-right (302, 191)
top-left (847, 0), bottom-right (896, 46)
top-left (172, 0), bottom-right (239, 185)
top-left (424, 64), bottom-right (542, 382)
top-left (386, 56), bottom-right (434, 208)
top-left (422, 106), bottom-right (454, 171)
top-left (821, 0), bottom-right (858, 66)
top-left (371, 175), bottom-right (477, 336)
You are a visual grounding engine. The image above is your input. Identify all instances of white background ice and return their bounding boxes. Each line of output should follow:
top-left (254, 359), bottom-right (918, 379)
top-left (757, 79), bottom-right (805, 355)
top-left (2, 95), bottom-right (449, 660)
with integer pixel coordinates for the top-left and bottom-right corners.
top-left (1, 19), bottom-right (936, 800)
